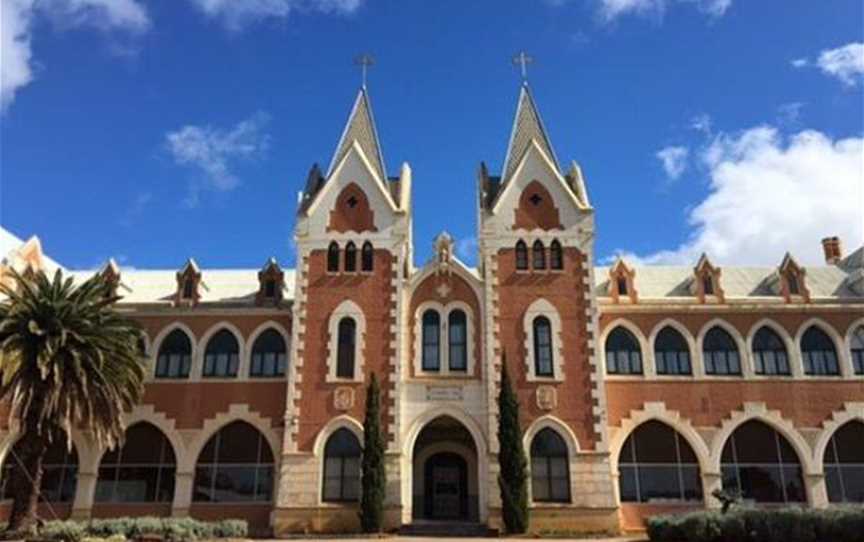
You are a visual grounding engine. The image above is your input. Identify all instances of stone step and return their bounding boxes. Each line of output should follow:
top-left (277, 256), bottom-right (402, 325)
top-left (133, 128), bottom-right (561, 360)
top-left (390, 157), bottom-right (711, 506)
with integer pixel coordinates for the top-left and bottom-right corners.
top-left (399, 521), bottom-right (492, 537)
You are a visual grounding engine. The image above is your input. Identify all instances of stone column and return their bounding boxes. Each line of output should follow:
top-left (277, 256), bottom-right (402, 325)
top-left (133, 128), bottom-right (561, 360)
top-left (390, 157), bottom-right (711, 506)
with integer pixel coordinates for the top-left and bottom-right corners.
top-left (171, 471), bottom-right (194, 517)
top-left (70, 471), bottom-right (97, 520)
top-left (805, 472), bottom-right (828, 508)
top-left (702, 472), bottom-right (722, 509)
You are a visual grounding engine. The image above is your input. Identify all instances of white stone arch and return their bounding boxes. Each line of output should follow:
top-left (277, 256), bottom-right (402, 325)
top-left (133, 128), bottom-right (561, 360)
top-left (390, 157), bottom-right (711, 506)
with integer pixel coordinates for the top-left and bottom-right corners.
top-left (795, 317), bottom-right (849, 377)
top-left (196, 321), bottom-right (246, 380)
top-left (696, 318), bottom-right (749, 377)
top-left (647, 318), bottom-right (697, 378)
top-left (523, 297), bottom-right (565, 382)
top-left (246, 320), bottom-right (291, 379)
top-left (812, 402), bottom-right (864, 472)
top-left (412, 299), bottom-right (478, 376)
top-left (327, 299), bottom-right (366, 382)
top-left (312, 415), bottom-right (364, 458)
top-left (402, 407), bottom-right (489, 522)
top-left (845, 317), bottom-right (864, 376)
top-left (523, 415), bottom-right (581, 457)
top-left (0, 424), bottom-right (98, 475)
top-left (746, 318), bottom-right (799, 377)
top-left (119, 405), bottom-right (187, 470)
top-left (149, 322), bottom-right (197, 380)
top-left (407, 256), bottom-right (485, 309)
top-left (600, 318), bottom-right (650, 377)
top-left (709, 402), bottom-right (816, 477)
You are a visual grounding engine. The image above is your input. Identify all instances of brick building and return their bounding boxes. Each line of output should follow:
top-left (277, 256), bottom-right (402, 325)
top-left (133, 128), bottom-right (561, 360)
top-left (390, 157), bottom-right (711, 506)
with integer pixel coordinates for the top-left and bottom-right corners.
top-left (1, 84), bottom-right (862, 535)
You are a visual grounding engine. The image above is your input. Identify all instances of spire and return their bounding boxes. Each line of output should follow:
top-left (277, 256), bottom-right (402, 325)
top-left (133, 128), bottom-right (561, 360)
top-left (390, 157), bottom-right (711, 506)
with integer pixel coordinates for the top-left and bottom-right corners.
top-left (502, 83), bottom-right (559, 182)
top-left (326, 87), bottom-right (387, 183)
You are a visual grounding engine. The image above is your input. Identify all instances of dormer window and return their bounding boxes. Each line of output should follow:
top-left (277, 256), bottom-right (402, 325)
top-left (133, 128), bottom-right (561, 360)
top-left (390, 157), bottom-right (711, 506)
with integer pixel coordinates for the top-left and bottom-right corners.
top-left (702, 275), bottom-right (714, 296)
top-left (617, 277), bottom-right (629, 296)
top-left (175, 259), bottom-right (201, 306)
top-left (256, 258), bottom-right (284, 306)
top-left (777, 253), bottom-right (809, 302)
top-left (264, 279), bottom-right (276, 298)
top-left (182, 278), bottom-right (195, 300)
top-left (693, 253), bottom-right (723, 303)
top-left (787, 274), bottom-right (800, 295)
top-left (609, 258), bottom-right (637, 304)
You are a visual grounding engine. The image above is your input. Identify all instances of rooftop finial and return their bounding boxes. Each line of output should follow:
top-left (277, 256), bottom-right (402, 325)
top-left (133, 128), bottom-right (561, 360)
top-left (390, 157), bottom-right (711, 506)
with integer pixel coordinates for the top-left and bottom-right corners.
top-left (512, 51), bottom-right (533, 83)
top-left (354, 53), bottom-right (375, 88)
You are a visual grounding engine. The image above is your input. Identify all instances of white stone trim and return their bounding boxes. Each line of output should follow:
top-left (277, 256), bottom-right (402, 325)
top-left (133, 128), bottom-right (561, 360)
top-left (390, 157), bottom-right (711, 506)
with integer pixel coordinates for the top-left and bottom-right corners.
top-left (246, 320), bottom-right (291, 379)
top-left (695, 318), bottom-right (750, 378)
top-left (284, 249), bottom-right (309, 452)
top-left (313, 415), bottom-right (364, 457)
top-left (745, 318), bottom-right (800, 377)
top-left (196, 321), bottom-right (246, 380)
top-left (523, 415), bottom-right (581, 457)
top-left (149, 322), bottom-right (197, 381)
top-left (646, 318), bottom-right (697, 379)
top-left (794, 317), bottom-right (851, 378)
top-left (120, 405), bottom-right (186, 468)
top-left (326, 299), bottom-right (366, 383)
top-left (412, 300), bottom-right (476, 377)
top-left (845, 317), bottom-right (864, 375)
top-left (523, 298), bottom-right (565, 382)
top-left (599, 318), bottom-right (650, 378)
top-left (812, 402), bottom-right (864, 471)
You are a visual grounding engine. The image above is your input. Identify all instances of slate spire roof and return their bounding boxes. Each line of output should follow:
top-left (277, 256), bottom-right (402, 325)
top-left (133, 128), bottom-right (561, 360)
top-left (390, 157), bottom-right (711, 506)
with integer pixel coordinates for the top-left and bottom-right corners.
top-left (327, 86), bottom-right (387, 183)
top-left (502, 82), bottom-right (560, 182)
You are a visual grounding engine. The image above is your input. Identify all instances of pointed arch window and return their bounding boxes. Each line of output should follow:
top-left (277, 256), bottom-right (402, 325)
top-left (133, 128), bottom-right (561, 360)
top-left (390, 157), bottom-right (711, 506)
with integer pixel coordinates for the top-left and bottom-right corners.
top-left (361, 241), bottom-right (374, 272)
top-left (422, 310), bottom-right (441, 371)
top-left (721, 420), bottom-right (805, 503)
top-left (533, 316), bottom-right (554, 377)
top-left (851, 326), bottom-right (864, 375)
top-left (654, 326), bottom-right (691, 375)
top-left (95, 423), bottom-right (176, 502)
top-left (193, 421), bottom-right (274, 502)
top-left (156, 329), bottom-right (192, 379)
top-left (323, 429), bottom-right (361, 502)
top-left (605, 327), bottom-right (643, 375)
top-left (327, 242), bottom-right (340, 273)
top-left (618, 421), bottom-right (702, 503)
top-left (203, 329), bottom-right (240, 378)
top-left (532, 240), bottom-right (546, 270)
top-left (448, 309), bottom-right (467, 372)
top-left (1, 432), bottom-right (78, 503)
top-left (752, 326), bottom-right (790, 376)
top-left (250, 329), bottom-right (287, 378)
top-left (344, 242), bottom-right (357, 273)
top-left (824, 421), bottom-right (864, 503)
top-left (530, 429), bottom-right (570, 503)
top-left (515, 240), bottom-right (528, 271)
top-left (549, 240), bottom-right (563, 270)
top-left (182, 278), bottom-right (195, 299)
top-left (336, 318), bottom-right (357, 378)
top-left (801, 326), bottom-right (839, 376)
top-left (703, 327), bottom-right (741, 375)
top-left (702, 275), bottom-right (715, 296)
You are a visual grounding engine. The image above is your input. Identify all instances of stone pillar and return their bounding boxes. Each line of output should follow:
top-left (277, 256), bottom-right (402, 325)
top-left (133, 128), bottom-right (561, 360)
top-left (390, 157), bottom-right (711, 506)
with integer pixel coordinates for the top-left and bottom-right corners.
top-left (805, 472), bottom-right (828, 508)
top-left (171, 471), bottom-right (194, 517)
top-left (70, 471), bottom-right (97, 519)
top-left (702, 472), bottom-right (722, 509)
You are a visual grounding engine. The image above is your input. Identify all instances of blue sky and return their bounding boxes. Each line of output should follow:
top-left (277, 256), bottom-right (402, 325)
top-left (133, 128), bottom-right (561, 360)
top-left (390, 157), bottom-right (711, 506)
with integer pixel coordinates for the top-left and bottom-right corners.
top-left (1, 0), bottom-right (862, 270)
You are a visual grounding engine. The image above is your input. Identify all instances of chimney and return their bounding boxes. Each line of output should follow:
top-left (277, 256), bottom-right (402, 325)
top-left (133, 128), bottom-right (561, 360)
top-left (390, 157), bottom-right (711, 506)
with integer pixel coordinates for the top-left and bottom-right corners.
top-left (821, 236), bottom-right (843, 265)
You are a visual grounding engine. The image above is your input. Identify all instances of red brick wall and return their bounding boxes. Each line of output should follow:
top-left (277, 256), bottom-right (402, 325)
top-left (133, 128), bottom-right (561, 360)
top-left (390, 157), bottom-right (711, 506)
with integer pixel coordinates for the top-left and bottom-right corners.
top-left (327, 183), bottom-right (377, 233)
top-left (513, 181), bottom-right (563, 231)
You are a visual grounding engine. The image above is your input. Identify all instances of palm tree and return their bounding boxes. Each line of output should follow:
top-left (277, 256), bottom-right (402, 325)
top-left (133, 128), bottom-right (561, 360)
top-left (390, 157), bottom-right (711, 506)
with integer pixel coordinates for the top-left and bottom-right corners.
top-left (0, 268), bottom-right (146, 533)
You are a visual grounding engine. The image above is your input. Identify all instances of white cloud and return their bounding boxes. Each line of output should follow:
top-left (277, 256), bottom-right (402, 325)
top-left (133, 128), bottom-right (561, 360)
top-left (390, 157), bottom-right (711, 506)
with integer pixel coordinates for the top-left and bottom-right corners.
top-left (188, 0), bottom-right (361, 30)
top-left (792, 42), bottom-right (864, 87)
top-left (689, 113), bottom-right (712, 135)
top-left (0, 0), bottom-right (149, 112)
top-left (656, 145), bottom-right (689, 180)
top-left (597, 0), bottom-right (731, 22)
top-left (626, 126), bottom-right (863, 265)
top-left (165, 113), bottom-right (271, 203)
top-left (776, 102), bottom-right (804, 126)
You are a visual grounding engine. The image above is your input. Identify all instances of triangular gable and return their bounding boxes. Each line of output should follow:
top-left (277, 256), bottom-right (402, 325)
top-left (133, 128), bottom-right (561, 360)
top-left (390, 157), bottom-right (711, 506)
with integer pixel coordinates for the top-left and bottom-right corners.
top-left (326, 88), bottom-right (387, 184)
top-left (502, 84), bottom-right (559, 183)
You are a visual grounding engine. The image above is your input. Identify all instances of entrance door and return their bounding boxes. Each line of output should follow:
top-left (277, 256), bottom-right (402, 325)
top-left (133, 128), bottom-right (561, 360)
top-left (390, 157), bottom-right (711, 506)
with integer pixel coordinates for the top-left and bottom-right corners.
top-left (424, 452), bottom-right (467, 520)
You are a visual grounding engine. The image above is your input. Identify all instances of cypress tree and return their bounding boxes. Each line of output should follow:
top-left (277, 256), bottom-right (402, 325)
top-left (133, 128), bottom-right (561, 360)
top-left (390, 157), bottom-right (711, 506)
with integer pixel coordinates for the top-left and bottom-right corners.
top-left (359, 373), bottom-right (386, 533)
top-left (497, 357), bottom-right (529, 533)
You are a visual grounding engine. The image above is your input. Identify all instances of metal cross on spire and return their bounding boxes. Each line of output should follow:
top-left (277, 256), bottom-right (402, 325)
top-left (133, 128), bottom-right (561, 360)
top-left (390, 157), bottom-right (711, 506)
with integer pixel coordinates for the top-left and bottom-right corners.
top-left (354, 53), bottom-right (375, 88)
top-left (512, 51), bottom-right (533, 82)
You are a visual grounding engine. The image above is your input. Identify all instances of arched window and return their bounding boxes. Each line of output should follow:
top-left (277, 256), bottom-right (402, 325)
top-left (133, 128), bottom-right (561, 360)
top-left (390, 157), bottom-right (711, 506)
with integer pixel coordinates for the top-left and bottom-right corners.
top-left (533, 316), bottom-right (554, 377)
top-left (619, 421), bottom-right (702, 502)
top-left (95, 423), bottom-right (175, 502)
top-left (327, 242), bottom-right (340, 273)
top-left (801, 326), bottom-right (839, 376)
top-left (703, 326), bottom-right (741, 375)
top-left (851, 326), bottom-right (864, 375)
top-left (530, 428), bottom-right (570, 502)
top-left (336, 317), bottom-right (356, 378)
top-left (515, 240), bottom-right (528, 271)
top-left (1, 433), bottom-right (78, 503)
top-left (720, 420), bottom-right (805, 503)
top-left (702, 275), bottom-right (715, 296)
top-left (448, 309), bottom-right (467, 372)
top-left (344, 242), bottom-right (357, 273)
top-left (752, 326), bottom-right (790, 376)
top-left (532, 240), bottom-right (546, 270)
top-left (155, 329), bottom-right (192, 379)
top-left (654, 326), bottom-right (691, 375)
top-left (323, 428), bottom-right (361, 502)
top-left (361, 241), bottom-right (374, 272)
top-left (193, 421), bottom-right (274, 502)
top-left (203, 329), bottom-right (240, 378)
top-left (422, 310), bottom-right (441, 371)
top-left (824, 421), bottom-right (864, 503)
top-left (549, 240), bottom-right (563, 270)
top-left (182, 277), bottom-right (195, 300)
top-left (250, 329), bottom-right (287, 378)
top-left (606, 327), bottom-right (643, 375)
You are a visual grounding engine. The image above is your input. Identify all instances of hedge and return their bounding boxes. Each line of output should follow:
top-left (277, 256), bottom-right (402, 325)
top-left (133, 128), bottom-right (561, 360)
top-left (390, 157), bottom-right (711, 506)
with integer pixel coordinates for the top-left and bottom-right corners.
top-left (35, 517), bottom-right (247, 541)
top-left (646, 507), bottom-right (864, 542)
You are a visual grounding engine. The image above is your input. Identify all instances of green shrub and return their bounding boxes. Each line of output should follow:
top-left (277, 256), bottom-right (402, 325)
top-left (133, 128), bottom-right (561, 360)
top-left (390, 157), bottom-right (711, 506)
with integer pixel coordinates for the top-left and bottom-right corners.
top-left (213, 519), bottom-right (247, 538)
top-left (34, 517), bottom-right (247, 542)
top-left (40, 520), bottom-right (86, 542)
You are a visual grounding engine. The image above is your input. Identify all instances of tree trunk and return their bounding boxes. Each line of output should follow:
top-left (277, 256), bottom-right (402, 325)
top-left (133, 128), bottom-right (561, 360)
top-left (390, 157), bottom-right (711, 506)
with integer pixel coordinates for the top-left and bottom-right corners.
top-left (6, 426), bottom-right (47, 534)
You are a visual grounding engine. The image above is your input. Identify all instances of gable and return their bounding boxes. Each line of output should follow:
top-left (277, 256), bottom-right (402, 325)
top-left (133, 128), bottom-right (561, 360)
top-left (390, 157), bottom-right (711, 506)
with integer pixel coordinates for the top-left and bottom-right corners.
top-left (513, 180), bottom-right (563, 231)
top-left (328, 183), bottom-right (378, 233)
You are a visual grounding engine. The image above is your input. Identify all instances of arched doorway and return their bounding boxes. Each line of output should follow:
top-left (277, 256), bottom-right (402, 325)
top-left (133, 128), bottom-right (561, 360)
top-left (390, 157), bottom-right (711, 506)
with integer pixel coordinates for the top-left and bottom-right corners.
top-left (412, 416), bottom-right (478, 523)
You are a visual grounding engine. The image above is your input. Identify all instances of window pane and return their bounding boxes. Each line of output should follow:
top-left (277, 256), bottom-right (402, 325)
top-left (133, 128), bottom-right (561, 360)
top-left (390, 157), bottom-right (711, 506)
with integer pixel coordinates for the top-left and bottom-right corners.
top-left (619, 466), bottom-right (638, 502)
top-left (639, 466), bottom-right (682, 502)
top-left (422, 311), bottom-right (440, 371)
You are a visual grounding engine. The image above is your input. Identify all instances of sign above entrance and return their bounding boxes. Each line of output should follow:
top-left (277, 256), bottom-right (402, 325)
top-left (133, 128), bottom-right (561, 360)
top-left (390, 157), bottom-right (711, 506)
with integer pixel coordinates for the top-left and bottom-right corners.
top-left (426, 385), bottom-right (463, 402)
